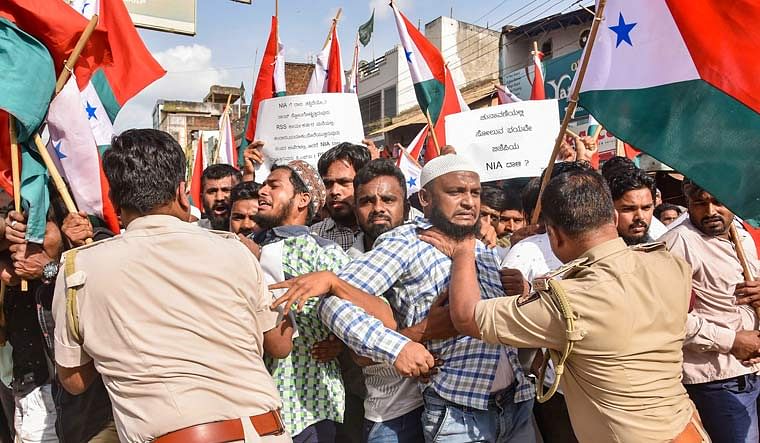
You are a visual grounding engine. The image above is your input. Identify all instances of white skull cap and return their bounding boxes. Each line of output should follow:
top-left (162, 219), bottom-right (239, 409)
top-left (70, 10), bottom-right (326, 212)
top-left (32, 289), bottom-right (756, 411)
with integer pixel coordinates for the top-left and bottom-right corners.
top-left (419, 154), bottom-right (479, 188)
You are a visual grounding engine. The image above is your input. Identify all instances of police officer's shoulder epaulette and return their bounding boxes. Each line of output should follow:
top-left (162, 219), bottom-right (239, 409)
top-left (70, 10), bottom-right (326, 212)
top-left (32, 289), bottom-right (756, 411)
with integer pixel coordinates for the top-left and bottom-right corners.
top-left (629, 241), bottom-right (666, 253)
top-left (531, 257), bottom-right (590, 292)
top-left (61, 235), bottom-right (121, 261)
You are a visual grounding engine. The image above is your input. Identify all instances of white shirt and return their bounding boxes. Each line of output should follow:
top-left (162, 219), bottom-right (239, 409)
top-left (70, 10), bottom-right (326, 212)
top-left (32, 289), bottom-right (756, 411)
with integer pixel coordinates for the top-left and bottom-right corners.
top-left (502, 233), bottom-right (562, 280)
top-left (502, 233), bottom-right (563, 391)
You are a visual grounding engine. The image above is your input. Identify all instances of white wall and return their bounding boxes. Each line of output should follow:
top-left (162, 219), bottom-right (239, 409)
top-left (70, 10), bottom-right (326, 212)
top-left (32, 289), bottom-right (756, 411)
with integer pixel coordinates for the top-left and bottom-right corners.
top-left (358, 45), bottom-right (417, 116)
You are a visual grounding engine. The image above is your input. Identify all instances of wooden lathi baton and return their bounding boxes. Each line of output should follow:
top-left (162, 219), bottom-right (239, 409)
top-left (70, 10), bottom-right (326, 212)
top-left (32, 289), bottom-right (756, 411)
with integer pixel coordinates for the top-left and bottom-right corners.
top-left (8, 116), bottom-right (28, 292)
top-left (44, 15), bottom-right (100, 244)
top-left (729, 223), bottom-right (759, 317)
top-left (531, 0), bottom-right (608, 224)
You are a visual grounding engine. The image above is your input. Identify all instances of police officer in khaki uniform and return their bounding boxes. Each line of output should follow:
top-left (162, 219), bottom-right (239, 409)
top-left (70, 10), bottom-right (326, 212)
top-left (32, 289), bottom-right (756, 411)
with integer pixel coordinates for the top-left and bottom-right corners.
top-left (51, 129), bottom-right (293, 443)
top-left (419, 170), bottom-right (708, 443)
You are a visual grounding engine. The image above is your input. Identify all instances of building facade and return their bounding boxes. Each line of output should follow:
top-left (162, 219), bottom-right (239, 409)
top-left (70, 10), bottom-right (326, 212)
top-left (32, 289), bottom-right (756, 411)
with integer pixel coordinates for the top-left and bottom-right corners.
top-left (358, 16), bottom-right (501, 149)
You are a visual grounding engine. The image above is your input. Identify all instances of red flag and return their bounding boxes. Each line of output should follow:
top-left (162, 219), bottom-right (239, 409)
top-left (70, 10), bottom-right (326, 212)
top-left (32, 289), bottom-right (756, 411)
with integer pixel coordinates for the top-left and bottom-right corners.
top-left (391, 3), bottom-right (468, 162)
top-left (97, 152), bottom-right (120, 232)
top-left (624, 142), bottom-right (641, 160)
top-left (326, 25), bottom-right (345, 93)
top-left (97, 0), bottom-right (165, 106)
top-left (590, 150), bottom-right (600, 170)
top-left (0, 0), bottom-right (112, 89)
top-left (425, 67), bottom-right (467, 162)
top-left (530, 50), bottom-right (545, 100)
top-left (743, 221), bottom-right (760, 252)
top-left (245, 16), bottom-right (280, 143)
top-left (190, 138), bottom-right (204, 212)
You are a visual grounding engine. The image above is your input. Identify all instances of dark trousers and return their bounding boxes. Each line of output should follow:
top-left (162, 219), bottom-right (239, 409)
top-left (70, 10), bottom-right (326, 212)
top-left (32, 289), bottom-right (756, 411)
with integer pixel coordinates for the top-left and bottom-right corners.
top-left (336, 349), bottom-right (366, 443)
top-left (686, 374), bottom-right (760, 443)
top-left (532, 392), bottom-right (577, 443)
top-left (293, 419), bottom-right (337, 443)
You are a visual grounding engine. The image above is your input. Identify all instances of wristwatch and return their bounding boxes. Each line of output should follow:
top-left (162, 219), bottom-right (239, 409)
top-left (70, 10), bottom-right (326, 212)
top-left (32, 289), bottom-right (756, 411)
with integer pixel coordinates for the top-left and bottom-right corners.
top-left (42, 261), bottom-right (60, 284)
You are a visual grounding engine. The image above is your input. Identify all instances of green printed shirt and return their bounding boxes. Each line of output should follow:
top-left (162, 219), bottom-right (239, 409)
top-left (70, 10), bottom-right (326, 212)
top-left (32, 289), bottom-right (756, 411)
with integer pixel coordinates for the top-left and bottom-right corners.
top-left (256, 226), bottom-right (349, 436)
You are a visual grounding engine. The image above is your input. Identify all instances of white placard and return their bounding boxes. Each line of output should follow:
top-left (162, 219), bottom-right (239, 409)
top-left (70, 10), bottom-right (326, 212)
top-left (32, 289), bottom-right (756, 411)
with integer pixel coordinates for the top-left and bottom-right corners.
top-left (445, 100), bottom-right (560, 181)
top-left (253, 93), bottom-right (365, 180)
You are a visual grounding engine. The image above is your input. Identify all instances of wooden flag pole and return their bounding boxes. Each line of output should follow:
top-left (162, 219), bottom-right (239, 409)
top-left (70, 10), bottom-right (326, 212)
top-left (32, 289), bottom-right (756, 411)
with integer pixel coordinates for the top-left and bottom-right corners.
top-left (322, 8), bottom-right (343, 50)
top-left (424, 110), bottom-right (441, 157)
top-left (32, 135), bottom-right (78, 214)
top-left (730, 223), bottom-right (756, 281)
top-left (43, 13), bottom-right (104, 243)
top-left (728, 223), bottom-right (759, 317)
top-left (615, 138), bottom-right (625, 157)
top-left (55, 15), bottom-right (99, 94)
top-left (530, 0), bottom-right (608, 225)
top-left (214, 94), bottom-right (234, 164)
top-left (36, 23), bottom-right (92, 232)
top-left (8, 117), bottom-right (28, 292)
top-left (565, 128), bottom-right (580, 139)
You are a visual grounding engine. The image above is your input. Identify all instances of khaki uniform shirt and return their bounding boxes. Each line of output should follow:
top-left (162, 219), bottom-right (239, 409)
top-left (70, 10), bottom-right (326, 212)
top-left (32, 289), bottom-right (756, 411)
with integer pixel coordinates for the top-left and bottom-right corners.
top-left (52, 215), bottom-right (283, 443)
top-left (475, 238), bottom-right (694, 442)
top-left (661, 219), bottom-right (760, 384)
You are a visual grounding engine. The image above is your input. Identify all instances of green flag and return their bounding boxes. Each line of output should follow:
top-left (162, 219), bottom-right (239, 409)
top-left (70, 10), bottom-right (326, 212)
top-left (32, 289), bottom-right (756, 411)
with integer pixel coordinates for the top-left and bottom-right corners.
top-left (358, 10), bottom-right (374, 47)
top-left (20, 144), bottom-right (50, 244)
top-left (0, 18), bottom-right (55, 143)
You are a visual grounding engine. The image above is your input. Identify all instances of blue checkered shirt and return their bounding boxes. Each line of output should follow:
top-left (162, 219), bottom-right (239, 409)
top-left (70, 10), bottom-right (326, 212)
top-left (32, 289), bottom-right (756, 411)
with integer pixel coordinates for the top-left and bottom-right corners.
top-left (318, 217), bottom-right (534, 410)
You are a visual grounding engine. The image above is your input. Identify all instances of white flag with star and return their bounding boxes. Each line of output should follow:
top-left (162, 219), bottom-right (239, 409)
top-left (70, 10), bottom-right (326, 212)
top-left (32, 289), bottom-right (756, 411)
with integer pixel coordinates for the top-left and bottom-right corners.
top-left (46, 76), bottom-right (104, 217)
top-left (396, 125), bottom-right (427, 195)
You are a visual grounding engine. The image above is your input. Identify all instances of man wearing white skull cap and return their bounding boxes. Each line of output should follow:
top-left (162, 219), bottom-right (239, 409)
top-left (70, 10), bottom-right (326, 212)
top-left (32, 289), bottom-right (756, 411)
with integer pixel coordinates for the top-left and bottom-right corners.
top-left (272, 153), bottom-right (536, 442)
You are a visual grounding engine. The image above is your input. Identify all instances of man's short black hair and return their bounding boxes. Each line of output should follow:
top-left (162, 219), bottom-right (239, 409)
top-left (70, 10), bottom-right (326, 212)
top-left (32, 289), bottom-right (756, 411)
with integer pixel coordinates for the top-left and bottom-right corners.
top-left (601, 156), bottom-right (636, 182)
top-left (317, 142), bottom-right (371, 177)
top-left (654, 203), bottom-right (682, 219)
top-left (104, 129), bottom-right (185, 214)
top-left (606, 169), bottom-right (656, 201)
top-left (503, 188), bottom-right (524, 213)
top-left (522, 161), bottom-right (593, 220)
top-left (230, 181), bottom-right (261, 206)
top-left (541, 170), bottom-right (615, 237)
top-left (270, 164), bottom-right (316, 223)
top-left (481, 186), bottom-right (508, 211)
top-left (201, 163), bottom-right (242, 190)
top-left (353, 159), bottom-right (410, 214)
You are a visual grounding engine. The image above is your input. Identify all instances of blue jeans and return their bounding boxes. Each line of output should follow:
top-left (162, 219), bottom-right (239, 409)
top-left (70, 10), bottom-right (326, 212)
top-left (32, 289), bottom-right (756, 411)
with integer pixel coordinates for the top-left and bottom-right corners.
top-left (421, 385), bottom-right (535, 443)
top-left (363, 407), bottom-right (424, 443)
top-left (685, 373), bottom-right (760, 443)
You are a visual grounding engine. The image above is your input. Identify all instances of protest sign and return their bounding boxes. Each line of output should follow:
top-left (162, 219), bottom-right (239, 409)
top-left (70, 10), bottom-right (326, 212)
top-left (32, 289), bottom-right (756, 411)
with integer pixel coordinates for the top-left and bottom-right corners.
top-left (253, 93), bottom-right (364, 179)
top-left (445, 100), bottom-right (560, 182)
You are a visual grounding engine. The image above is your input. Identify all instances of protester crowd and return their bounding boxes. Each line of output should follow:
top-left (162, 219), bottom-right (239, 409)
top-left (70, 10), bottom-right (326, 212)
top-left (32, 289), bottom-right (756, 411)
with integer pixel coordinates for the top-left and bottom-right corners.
top-left (0, 128), bottom-right (757, 443)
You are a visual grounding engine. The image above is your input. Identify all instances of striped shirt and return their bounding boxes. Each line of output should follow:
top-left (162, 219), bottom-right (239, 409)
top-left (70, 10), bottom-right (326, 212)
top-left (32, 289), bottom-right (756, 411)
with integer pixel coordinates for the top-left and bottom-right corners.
top-left (319, 217), bottom-right (534, 410)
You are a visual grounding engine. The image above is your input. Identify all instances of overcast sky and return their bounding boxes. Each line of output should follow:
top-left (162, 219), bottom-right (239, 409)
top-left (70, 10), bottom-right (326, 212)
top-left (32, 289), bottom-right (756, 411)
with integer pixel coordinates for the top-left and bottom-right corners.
top-left (113, 0), bottom-right (587, 131)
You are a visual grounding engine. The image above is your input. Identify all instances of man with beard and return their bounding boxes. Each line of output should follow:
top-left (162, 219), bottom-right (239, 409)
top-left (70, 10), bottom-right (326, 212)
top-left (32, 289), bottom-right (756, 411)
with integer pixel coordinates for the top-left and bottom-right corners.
top-left (349, 159), bottom-right (433, 443)
top-left (348, 159), bottom-right (409, 257)
top-left (605, 169), bottom-right (657, 245)
top-left (661, 180), bottom-right (760, 443)
top-left (252, 160), bottom-right (433, 442)
top-left (311, 143), bottom-right (371, 251)
top-left (424, 169), bottom-right (704, 442)
top-left (272, 154), bottom-right (535, 442)
top-left (198, 164), bottom-right (242, 230)
top-left (229, 181), bottom-right (261, 237)
top-left (311, 143), bottom-right (372, 443)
